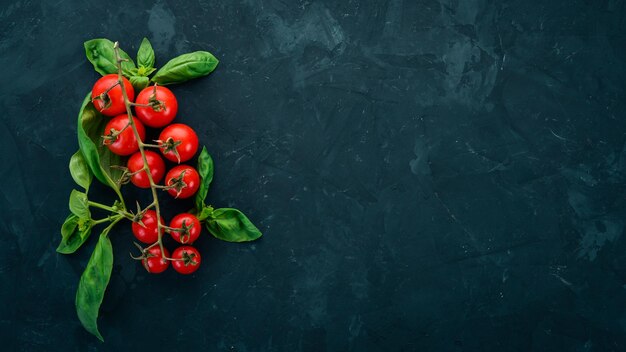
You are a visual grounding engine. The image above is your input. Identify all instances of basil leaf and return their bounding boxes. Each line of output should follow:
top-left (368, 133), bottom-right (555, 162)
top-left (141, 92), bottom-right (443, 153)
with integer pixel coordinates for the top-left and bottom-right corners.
top-left (69, 151), bottom-right (92, 191)
top-left (195, 147), bottom-right (214, 211)
top-left (84, 38), bottom-right (135, 78)
top-left (61, 214), bottom-right (79, 237)
top-left (136, 37), bottom-right (155, 69)
top-left (142, 67), bottom-right (156, 76)
top-left (205, 208), bottom-right (262, 242)
top-left (57, 214), bottom-right (93, 254)
top-left (75, 231), bottom-right (114, 342)
top-left (196, 205), bottom-right (214, 222)
top-left (130, 75), bottom-right (149, 90)
top-left (58, 214), bottom-right (79, 253)
top-left (69, 190), bottom-right (90, 219)
top-left (151, 51), bottom-right (219, 85)
top-left (77, 93), bottom-right (124, 192)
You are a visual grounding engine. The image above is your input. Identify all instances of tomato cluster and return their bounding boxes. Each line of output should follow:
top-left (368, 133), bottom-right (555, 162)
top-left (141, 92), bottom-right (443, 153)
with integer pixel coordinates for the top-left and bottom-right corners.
top-left (92, 74), bottom-right (203, 275)
top-left (132, 212), bottom-right (202, 275)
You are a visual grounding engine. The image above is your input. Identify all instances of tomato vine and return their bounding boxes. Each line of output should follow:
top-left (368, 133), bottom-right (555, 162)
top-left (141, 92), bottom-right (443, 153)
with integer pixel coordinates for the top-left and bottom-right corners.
top-left (59, 38), bottom-right (262, 341)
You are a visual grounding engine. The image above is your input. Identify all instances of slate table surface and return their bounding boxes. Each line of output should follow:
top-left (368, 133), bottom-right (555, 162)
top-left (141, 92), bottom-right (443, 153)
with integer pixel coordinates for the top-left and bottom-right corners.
top-left (2, 0), bottom-right (626, 351)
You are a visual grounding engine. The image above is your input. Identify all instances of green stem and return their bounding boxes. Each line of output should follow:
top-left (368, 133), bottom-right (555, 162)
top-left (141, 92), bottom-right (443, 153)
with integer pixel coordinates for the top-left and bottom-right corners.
top-left (129, 102), bottom-right (153, 108)
top-left (153, 184), bottom-right (173, 190)
top-left (113, 41), bottom-right (167, 259)
top-left (102, 216), bottom-right (123, 236)
top-left (91, 216), bottom-right (116, 225)
top-left (111, 184), bottom-right (126, 209)
top-left (88, 201), bottom-right (115, 212)
top-left (117, 210), bottom-right (135, 221)
top-left (89, 201), bottom-right (133, 220)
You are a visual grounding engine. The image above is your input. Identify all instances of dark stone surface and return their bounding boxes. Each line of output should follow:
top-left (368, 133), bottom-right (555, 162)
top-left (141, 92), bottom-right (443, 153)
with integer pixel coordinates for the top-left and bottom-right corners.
top-left (1, 0), bottom-right (626, 350)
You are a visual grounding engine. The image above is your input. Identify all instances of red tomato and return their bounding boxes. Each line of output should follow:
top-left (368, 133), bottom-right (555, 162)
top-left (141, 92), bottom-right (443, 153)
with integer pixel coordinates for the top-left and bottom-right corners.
top-left (131, 210), bottom-right (164, 244)
top-left (165, 165), bottom-right (200, 199)
top-left (127, 150), bottom-right (166, 188)
top-left (142, 246), bottom-right (170, 274)
top-left (158, 124), bottom-right (198, 163)
top-left (171, 246), bottom-right (201, 275)
top-left (103, 114), bottom-right (145, 156)
top-left (169, 213), bottom-right (201, 244)
top-left (135, 86), bottom-right (178, 128)
top-left (91, 74), bottom-right (134, 116)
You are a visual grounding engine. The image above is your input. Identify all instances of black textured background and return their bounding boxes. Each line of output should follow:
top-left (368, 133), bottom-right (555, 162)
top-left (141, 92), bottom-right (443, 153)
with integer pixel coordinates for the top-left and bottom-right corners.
top-left (2, 0), bottom-right (626, 351)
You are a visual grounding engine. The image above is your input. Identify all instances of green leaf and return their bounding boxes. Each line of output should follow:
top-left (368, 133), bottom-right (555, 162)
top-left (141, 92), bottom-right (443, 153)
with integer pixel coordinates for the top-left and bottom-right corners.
top-left (57, 214), bottom-right (93, 254)
top-left (196, 205), bottom-right (214, 222)
top-left (130, 75), bottom-right (149, 90)
top-left (61, 214), bottom-right (79, 237)
top-left (136, 37), bottom-right (155, 69)
top-left (69, 151), bottom-right (92, 191)
top-left (205, 208), bottom-right (262, 242)
top-left (75, 231), bottom-right (114, 342)
top-left (58, 214), bottom-right (79, 251)
top-left (151, 51), bottom-right (219, 85)
top-left (69, 189), bottom-right (90, 219)
top-left (84, 39), bottom-right (136, 78)
top-left (124, 64), bottom-right (155, 78)
top-left (143, 67), bottom-right (156, 76)
top-left (77, 93), bottom-right (124, 192)
top-left (195, 147), bottom-right (214, 211)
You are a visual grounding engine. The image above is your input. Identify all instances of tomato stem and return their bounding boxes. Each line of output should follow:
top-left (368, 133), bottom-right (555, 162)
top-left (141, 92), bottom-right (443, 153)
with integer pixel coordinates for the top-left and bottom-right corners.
top-left (129, 102), bottom-right (153, 108)
top-left (144, 242), bottom-right (160, 251)
top-left (113, 41), bottom-right (168, 261)
top-left (133, 241), bottom-right (182, 261)
top-left (152, 184), bottom-right (174, 190)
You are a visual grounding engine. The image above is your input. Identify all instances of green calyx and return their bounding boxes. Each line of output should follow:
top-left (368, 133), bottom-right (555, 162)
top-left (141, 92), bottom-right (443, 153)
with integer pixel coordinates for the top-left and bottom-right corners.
top-left (167, 170), bottom-right (188, 198)
top-left (177, 220), bottom-right (194, 243)
top-left (181, 250), bottom-right (198, 266)
top-left (160, 137), bottom-right (182, 163)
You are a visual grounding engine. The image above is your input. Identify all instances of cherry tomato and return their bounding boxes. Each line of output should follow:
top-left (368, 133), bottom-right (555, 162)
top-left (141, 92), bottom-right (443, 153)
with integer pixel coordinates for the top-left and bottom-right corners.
top-left (127, 150), bottom-right (166, 188)
top-left (131, 210), bottom-right (164, 244)
top-left (169, 213), bottom-right (201, 244)
top-left (103, 114), bottom-right (146, 156)
top-left (135, 86), bottom-right (178, 128)
top-left (91, 74), bottom-right (134, 116)
top-left (164, 165), bottom-right (200, 199)
top-left (158, 124), bottom-right (199, 163)
top-left (142, 246), bottom-right (170, 274)
top-left (171, 246), bottom-right (201, 275)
